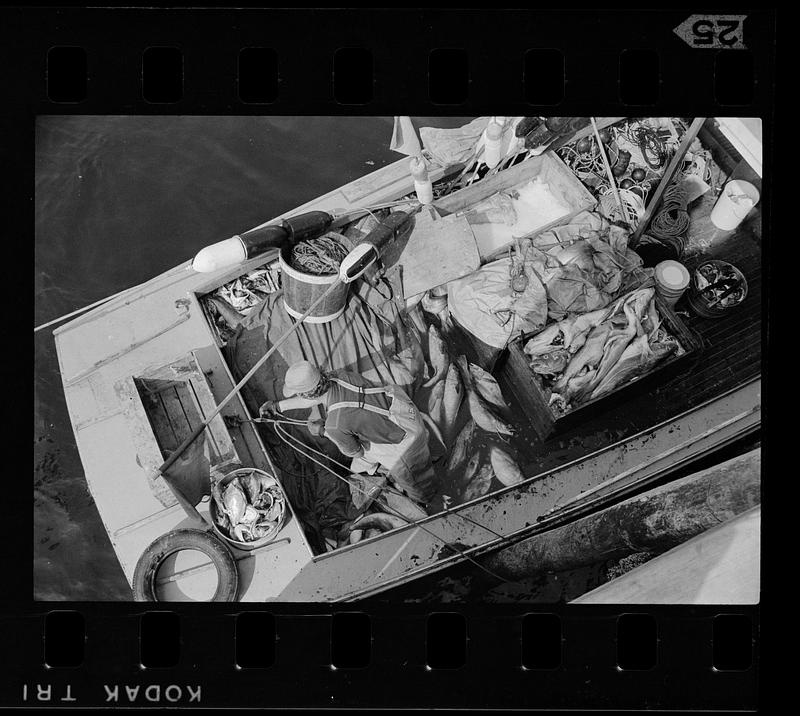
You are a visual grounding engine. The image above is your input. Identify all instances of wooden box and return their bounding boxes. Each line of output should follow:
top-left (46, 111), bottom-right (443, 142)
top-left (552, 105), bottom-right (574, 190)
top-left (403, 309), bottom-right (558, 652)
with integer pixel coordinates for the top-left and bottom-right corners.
top-left (434, 150), bottom-right (597, 262)
top-left (496, 297), bottom-right (703, 440)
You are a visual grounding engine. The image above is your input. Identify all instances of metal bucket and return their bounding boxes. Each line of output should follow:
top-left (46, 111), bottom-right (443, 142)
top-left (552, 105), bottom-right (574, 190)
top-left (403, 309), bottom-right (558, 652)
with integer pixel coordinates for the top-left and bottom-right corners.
top-left (278, 237), bottom-right (352, 324)
top-left (209, 468), bottom-right (288, 551)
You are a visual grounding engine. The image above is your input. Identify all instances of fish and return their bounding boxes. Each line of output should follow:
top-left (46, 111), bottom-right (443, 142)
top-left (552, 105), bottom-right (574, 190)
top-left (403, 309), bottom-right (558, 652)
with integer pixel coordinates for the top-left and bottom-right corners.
top-left (590, 335), bottom-right (676, 400)
top-left (239, 472), bottom-right (263, 504)
top-left (364, 528), bottom-right (383, 539)
top-left (380, 490), bottom-right (429, 521)
top-left (422, 291), bottom-right (454, 334)
top-left (422, 324), bottom-right (449, 388)
top-left (222, 482), bottom-right (247, 524)
top-left (563, 306), bottom-right (614, 353)
top-left (427, 379), bottom-right (446, 425)
top-left (553, 322), bottom-right (614, 393)
top-left (642, 297), bottom-right (661, 341)
top-left (420, 412), bottom-right (445, 450)
top-left (458, 451), bottom-right (482, 487)
top-left (440, 363), bottom-right (464, 441)
top-left (352, 512), bottom-right (409, 532)
top-left (461, 461), bottom-right (495, 502)
top-left (530, 348), bottom-right (570, 375)
top-left (456, 355), bottom-right (515, 437)
top-left (349, 529), bottom-right (365, 544)
top-left (208, 296), bottom-right (244, 329)
top-left (523, 322), bottom-right (565, 358)
top-left (573, 300), bottom-right (639, 402)
top-left (489, 446), bottom-right (525, 486)
top-left (241, 505), bottom-right (260, 524)
top-left (446, 419), bottom-right (475, 475)
top-left (469, 363), bottom-right (507, 412)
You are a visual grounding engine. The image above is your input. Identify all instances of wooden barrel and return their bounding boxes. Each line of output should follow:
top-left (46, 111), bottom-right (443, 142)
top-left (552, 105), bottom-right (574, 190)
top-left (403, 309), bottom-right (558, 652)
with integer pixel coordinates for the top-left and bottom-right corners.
top-left (278, 242), bottom-right (350, 323)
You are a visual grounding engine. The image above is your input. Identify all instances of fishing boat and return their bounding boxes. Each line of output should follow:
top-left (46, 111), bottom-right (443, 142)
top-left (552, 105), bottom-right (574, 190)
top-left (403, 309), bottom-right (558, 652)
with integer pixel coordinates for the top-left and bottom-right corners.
top-left (51, 116), bottom-right (762, 602)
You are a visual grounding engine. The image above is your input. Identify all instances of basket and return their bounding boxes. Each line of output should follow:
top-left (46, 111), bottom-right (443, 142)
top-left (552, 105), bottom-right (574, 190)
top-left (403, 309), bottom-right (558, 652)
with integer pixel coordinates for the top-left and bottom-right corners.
top-left (278, 232), bottom-right (353, 324)
top-left (686, 260), bottom-right (748, 319)
top-left (209, 468), bottom-right (288, 551)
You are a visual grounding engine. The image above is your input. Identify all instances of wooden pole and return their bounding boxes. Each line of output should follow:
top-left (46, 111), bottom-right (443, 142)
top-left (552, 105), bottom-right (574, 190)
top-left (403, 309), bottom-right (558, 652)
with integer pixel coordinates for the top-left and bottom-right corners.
top-left (590, 117), bottom-right (631, 227)
top-left (628, 116), bottom-right (707, 247)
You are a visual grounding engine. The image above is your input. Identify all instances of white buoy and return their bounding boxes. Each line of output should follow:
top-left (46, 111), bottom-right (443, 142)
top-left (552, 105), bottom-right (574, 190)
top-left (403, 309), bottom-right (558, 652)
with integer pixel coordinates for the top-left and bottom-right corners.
top-left (191, 237), bottom-right (248, 273)
top-left (410, 156), bottom-right (433, 205)
top-left (483, 121), bottom-right (504, 169)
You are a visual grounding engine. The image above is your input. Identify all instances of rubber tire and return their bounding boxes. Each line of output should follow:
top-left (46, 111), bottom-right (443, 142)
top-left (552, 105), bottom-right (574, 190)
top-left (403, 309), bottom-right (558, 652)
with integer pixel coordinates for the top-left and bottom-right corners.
top-left (132, 528), bottom-right (239, 602)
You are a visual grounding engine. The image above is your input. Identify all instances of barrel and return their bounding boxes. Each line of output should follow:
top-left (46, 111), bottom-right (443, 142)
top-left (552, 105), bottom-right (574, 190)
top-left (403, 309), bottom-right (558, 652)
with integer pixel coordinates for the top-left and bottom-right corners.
top-left (654, 260), bottom-right (690, 308)
top-left (278, 241), bottom-right (350, 324)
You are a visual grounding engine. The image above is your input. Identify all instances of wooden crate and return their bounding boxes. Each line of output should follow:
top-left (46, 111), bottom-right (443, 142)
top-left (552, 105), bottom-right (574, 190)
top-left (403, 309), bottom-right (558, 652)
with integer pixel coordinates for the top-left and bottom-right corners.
top-left (434, 150), bottom-right (597, 261)
top-left (497, 297), bottom-right (703, 440)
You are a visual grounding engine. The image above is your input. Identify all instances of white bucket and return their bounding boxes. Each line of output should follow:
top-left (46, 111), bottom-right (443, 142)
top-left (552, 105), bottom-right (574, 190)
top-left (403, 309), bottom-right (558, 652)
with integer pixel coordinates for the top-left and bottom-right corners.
top-left (710, 180), bottom-right (760, 231)
top-left (654, 260), bottom-right (690, 308)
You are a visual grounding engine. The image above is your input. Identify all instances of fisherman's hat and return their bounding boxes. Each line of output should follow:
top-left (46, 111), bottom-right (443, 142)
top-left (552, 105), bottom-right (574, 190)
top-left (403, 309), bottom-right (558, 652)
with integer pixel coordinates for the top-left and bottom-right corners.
top-left (282, 361), bottom-right (322, 397)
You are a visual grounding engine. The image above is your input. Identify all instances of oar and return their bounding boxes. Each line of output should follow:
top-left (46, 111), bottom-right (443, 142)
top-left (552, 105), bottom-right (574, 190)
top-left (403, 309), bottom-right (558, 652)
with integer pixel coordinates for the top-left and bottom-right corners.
top-left (152, 280), bottom-right (347, 529)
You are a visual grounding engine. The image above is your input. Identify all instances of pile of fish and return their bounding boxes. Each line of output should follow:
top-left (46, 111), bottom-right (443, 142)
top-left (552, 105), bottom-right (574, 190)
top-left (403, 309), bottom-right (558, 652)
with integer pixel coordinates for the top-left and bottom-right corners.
top-left (524, 286), bottom-right (684, 411)
top-left (211, 470), bottom-right (286, 543)
top-left (418, 313), bottom-right (525, 504)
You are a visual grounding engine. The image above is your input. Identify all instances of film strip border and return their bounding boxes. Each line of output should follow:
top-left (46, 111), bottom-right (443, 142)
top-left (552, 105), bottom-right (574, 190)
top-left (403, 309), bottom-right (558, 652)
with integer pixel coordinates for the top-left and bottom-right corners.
top-left (3, 9), bottom-right (774, 113)
top-left (5, 606), bottom-right (757, 708)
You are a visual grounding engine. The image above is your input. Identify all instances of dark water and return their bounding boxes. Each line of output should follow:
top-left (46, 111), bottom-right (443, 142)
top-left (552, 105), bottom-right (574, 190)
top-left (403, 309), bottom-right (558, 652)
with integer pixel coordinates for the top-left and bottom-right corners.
top-left (34, 116), bottom-right (475, 600)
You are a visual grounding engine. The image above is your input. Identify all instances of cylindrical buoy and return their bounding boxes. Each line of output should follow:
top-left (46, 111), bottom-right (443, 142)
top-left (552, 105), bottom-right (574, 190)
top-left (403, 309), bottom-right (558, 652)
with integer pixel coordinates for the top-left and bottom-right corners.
top-left (410, 156), bottom-right (433, 205)
top-left (191, 237), bottom-right (249, 273)
top-left (190, 211), bottom-right (334, 273)
top-left (483, 121), bottom-right (504, 169)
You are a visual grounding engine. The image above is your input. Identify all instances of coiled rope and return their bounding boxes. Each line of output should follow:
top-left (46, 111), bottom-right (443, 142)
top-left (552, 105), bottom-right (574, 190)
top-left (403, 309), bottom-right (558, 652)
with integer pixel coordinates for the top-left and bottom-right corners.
top-left (645, 182), bottom-right (691, 257)
top-left (289, 235), bottom-right (350, 275)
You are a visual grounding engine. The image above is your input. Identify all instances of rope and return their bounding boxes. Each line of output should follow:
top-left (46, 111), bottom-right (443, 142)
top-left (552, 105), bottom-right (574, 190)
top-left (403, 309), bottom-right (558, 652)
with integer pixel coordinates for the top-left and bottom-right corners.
top-left (648, 182), bottom-right (691, 257)
top-left (289, 235), bottom-right (350, 275)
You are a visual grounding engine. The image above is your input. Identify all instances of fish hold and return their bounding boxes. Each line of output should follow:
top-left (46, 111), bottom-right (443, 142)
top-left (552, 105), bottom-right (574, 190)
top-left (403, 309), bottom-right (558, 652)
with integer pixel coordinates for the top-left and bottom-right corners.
top-left (456, 356), bottom-right (515, 437)
top-left (422, 324), bottom-right (449, 388)
top-left (461, 461), bottom-right (495, 502)
top-left (446, 419), bottom-right (475, 475)
top-left (469, 363), bottom-right (507, 412)
top-left (352, 512), bottom-right (409, 532)
top-left (530, 348), bottom-right (570, 376)
top-left (440, 363), bottom-right (464, 441)
top-left (489, 446), bottom-right (524, 486)
top-left (427, 380), bottom-right (446, 426)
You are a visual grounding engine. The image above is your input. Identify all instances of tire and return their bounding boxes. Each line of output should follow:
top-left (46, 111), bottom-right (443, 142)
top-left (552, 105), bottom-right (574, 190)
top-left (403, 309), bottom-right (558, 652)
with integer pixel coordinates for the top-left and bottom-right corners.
top-left (132, 528), bottom-right (239, 602)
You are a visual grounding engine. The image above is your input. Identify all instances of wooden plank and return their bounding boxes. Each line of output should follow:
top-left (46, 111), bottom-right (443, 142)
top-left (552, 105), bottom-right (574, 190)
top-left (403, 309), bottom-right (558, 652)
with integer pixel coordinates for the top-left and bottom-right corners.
top-left (380, 210), bottom-right (480, 297)
top-left (629, 117), bottom-right (707, 247)
top-left (501, 342), bottom-right (554, 440)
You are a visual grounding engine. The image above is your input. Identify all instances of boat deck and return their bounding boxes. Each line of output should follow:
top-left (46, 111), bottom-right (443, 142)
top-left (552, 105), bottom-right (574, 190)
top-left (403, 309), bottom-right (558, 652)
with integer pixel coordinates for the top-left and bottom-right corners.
top-left (457, 141), bottom-right (762, 478)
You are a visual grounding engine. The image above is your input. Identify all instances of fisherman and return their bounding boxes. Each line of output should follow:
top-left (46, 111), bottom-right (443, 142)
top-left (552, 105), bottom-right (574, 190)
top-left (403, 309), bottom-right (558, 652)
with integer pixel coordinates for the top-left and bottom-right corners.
top-left (259, 360), bottom-right (439, 508)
